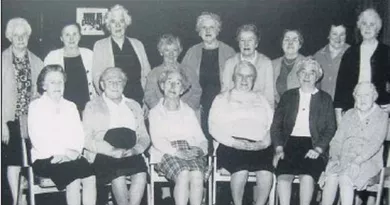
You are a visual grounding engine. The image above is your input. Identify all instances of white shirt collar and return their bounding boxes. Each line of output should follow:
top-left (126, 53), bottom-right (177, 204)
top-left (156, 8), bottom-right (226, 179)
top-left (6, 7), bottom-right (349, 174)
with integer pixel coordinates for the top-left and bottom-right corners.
top-left (299, 87), bottom-right (319, 95)
top-left (240, 52), bottom-right (257, 65)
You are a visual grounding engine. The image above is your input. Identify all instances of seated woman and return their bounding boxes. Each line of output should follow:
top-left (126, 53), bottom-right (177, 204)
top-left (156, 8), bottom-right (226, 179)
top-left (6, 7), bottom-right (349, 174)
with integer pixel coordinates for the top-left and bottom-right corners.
top-left (149, 69), bottom-right (208, 205)
top-left (28, 64), bottom-right (96, 205)
top-left (144, 34), bottom-right (201, 111)
top-left (209, 61), bottom-right (274, 205)
top-left (83, 67), bottom-right (150, 205)
top-left (320, 82), bottom-right (388, 205)
top-left (271, 58), bottom-right (336, 205)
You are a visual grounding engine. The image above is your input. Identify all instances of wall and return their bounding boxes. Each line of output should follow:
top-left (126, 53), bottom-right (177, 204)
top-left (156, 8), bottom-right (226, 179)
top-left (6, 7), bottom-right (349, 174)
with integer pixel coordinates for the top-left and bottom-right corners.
top-left (1, 0), bottom-right (388, 67)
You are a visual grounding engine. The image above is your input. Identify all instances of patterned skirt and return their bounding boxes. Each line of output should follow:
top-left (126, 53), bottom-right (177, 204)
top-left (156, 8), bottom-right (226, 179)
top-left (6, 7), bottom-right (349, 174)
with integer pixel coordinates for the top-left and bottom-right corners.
top-left (156, 154), bottom-right (207, 181)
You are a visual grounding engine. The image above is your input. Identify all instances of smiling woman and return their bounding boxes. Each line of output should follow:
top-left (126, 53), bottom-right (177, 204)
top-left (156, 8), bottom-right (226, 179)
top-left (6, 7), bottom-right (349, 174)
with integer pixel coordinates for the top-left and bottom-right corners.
top-left (44, 22), bottom-right (95, 117)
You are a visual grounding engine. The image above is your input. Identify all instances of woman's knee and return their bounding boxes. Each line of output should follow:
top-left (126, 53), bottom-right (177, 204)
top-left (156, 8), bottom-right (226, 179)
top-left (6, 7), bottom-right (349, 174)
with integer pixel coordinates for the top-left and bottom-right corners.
top-left (131, 172), bottom-right (147, 185)
top-left (175, 170), bottom-right (190, 184)
top-left (255, 170), bottom-right (273, 186)
top-left (277, 174), bottom-right (294, 183)
top-left (189, 170), bottom-right (204, 185)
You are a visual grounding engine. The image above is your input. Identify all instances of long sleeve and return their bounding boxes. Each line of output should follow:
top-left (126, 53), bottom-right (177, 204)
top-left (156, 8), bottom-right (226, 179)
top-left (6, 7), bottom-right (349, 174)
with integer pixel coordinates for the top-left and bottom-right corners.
top-left (181, 65), bottom-right (202, 110)
top-left (149, 108), bottom-right (177, 155)
top-left (270, 92), bottom-right (288, 148)
top-left (144, 69), bottom-right (162, 109)
top-left (259, 58), bottom-right (275, 109)
top-left (315, 94), bottom-right (337, 151)
top-left (187, 108), bottom-right (208, 155)
top-left (131, 102), bottom-right (151, 155)
top-left (221, 57), bottom-right (236, 93)
top-left (208, 94), bottom-right (237, 147)
top-left (92, 41), bottom-right (104, 94)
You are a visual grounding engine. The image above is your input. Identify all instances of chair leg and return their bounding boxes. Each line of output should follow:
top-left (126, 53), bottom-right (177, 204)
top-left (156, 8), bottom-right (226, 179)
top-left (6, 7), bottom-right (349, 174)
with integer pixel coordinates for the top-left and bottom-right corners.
top-left (208, 174), bottom-right (212, 205)
top-left (27, 167), bottom-right (35, 205)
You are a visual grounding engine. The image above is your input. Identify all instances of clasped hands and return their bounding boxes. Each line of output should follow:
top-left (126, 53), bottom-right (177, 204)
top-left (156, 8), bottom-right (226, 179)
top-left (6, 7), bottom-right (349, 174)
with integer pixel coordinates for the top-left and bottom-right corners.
top-left (110, 148), bottom-right (135, 159)
top-left (175, 147), bottom-right (204, 160)
top-left (232, 138), bottom-right (270, 151)
top-left (50, 149), bottom-right (81, 164)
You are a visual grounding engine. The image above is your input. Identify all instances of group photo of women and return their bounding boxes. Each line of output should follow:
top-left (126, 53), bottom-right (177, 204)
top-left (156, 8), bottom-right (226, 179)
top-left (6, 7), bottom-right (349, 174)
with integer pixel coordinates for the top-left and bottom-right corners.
top-left (2, 1), bottom-right (390, 205)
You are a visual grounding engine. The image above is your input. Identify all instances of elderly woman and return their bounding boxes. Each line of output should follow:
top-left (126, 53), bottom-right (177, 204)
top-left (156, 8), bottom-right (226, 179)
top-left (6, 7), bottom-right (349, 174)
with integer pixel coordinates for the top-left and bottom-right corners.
top-left (44, 23), bottom-right (95, 116)
top-left (334, 8), bottom-right (390, 124)
top-left (28, 65), bottom-right (96, 205)
top-left (149, 69), bottom-right (208, 205)
top-left (92, 4), bottom-right (151, 105)
top-left (320, 82), bottom-right (388, 205)
top-left (271, 58), bottom-right (336, 205)
top-left (181, 12), bottom-right (235, 146)
top-left (273, 29), bottom-right (306, 103)
top-left (144, 34), bottom-right (201, 110)
top-left (83, 67), bottom-right (150, 205)
top-left (222, 24), bottom-right (274, 108)
top-left (1, 17), bottom-right (43, 205)
top-left (209, 61), bottom-right (274, 205)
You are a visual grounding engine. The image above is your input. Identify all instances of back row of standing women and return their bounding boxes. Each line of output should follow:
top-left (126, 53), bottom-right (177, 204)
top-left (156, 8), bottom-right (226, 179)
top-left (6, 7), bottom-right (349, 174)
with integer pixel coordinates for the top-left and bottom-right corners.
top-left (2, 3), bottom-right (390, 205)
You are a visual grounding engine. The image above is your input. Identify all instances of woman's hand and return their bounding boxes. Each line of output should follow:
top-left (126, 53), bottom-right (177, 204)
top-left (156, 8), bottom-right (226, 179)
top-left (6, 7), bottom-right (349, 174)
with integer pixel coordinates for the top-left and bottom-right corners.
top-left (245, 140), bottom-right (270, 151)
top-left (2, 124), bottom-right (10, 145)
top-left (273, 146), bottom-right (284, 167)
top-left (305, 149), bottom-right (321, 159)
top-left (111, 148), bottom-right (126, 159)
top-left (189, 146), bottom-right (204, 157)
top-left (176, 150), bottom-right (197, 160)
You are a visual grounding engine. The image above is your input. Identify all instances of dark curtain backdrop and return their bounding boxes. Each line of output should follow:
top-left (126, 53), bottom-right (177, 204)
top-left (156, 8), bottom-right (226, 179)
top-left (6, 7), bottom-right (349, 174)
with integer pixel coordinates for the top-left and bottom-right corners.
top-left (1, 0), bottom-right (389, 68)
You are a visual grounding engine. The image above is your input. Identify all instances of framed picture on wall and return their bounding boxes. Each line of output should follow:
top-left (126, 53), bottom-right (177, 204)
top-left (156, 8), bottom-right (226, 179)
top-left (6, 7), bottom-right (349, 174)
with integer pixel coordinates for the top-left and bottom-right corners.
top-left (76, 8), bottom-right (108, 35)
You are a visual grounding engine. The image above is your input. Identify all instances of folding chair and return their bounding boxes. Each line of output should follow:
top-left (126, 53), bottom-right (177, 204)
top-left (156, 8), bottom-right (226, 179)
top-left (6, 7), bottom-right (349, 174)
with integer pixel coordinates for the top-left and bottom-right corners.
top-left (365, 167), bottom-right (390, 205)
top-left (148, 154), bottom-right (213, 205)
top-left (211, 143), bottom-right (276, 205)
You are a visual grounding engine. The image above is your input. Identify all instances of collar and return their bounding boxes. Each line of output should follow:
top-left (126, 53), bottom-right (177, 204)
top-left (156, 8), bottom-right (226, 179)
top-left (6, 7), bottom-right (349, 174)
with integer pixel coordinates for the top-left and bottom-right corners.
top-left (240, 52), bottom-right (257, 64)
top-left (102, 93), bottom-right (127, 106)
top-left (299, 87), bottom-right (319, 95)
top-left (357, 104), bottom-right (378, 120)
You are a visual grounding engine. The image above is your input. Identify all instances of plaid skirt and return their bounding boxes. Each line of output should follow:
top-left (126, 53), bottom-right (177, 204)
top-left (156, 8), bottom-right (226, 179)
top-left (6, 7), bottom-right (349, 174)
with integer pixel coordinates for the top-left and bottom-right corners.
top-left (156, 154), bottom-right (207, 181)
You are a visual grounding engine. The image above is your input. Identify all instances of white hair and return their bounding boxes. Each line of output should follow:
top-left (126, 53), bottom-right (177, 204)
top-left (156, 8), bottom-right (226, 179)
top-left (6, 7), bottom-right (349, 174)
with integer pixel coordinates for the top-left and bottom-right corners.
top-left (353, 82), bottom-right (378, 101)
top-left (195, 12), bottom-right (222, 33)
top-left (357, 8), bottom-right (382, 33)
top-left (5, 17), bottom-right (32, 41)
top-left (104, 4), bottom-right (132, 30)
top-left (296, 57), bottom-right (323, 81)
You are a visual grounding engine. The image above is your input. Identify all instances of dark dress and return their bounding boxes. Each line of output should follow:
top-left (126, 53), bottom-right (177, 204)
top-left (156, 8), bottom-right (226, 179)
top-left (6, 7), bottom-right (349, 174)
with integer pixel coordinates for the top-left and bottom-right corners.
top-left (111, 38), bottom-right (144, 105)
top-left (92, 127), bottom-right (147, 185)
top-left (199, 48), bottom-right (220, 146)
top-left (5, 53), bottom-right (32, 166)
top-left (63, 55), bottom-right (90, 117)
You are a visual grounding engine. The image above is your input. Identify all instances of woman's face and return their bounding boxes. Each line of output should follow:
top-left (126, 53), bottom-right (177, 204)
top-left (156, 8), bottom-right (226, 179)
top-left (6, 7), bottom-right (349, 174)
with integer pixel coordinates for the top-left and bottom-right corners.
top-left (355, 85), bottom-right (375, 112)
top-left (43, 71), bottom-right (65, 101)
top-left (161, 44), bottom-right (180, 65)
top-left (234, 65), bottom-right (255, 92)
top-left (161, 72), bottom-right (184, 99)
top-left (101, 71), bottom-right (126, 100)
top-left (328, 25), bottom-right (346, 50)
top-left (61, 25), bottom-right (81, 49)
top-left (238, 31), bottom-right (258, 57)
top-left (108, 11), bottom-right (127, 39)
top-left (282, 31), bottom-right (302, 56)
top-left (359, 15), bottom-right (379, 41)
top-left (198, 18), bottom-right (219, 44)
top-left (297, 66), bottom-right (317, 88)
top-left (10, 26), bottom-right (30, 51)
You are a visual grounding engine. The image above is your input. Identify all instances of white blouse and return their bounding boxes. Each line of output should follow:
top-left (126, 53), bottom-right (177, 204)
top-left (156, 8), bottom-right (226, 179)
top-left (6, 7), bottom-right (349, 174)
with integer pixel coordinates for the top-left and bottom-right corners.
top-left (103, 94), bottom-right (136, 130)
top-left (149, 99), bottom-right (208, 163)
top-left (359, 40), bottom-right (378, 83)
top-left (291, 88), bottom-right (318, 137)
top-left (28, 94), bottom-right (85, 162)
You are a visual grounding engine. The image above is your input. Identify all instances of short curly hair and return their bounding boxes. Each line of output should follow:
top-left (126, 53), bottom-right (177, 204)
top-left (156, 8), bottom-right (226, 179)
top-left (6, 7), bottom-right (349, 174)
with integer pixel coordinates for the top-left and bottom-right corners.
top-left (357, 8), bottom-right (382, 34)
top-left (296, 57), bottom-right (323, 81)
top-left (196, 12), bottom-right (222, 33)
top-left (157, 69), bottom-right (191, 95)
top-left (5, 17), bottom-right (32, 42)
top-left (104, 4), bottom-right (132, 30)
top-left (353, 82), bottom-right (378, 102)
top-left (157, 34), bottom-right (183, 55)
top-left (37, 64), bottom-right (67, 95)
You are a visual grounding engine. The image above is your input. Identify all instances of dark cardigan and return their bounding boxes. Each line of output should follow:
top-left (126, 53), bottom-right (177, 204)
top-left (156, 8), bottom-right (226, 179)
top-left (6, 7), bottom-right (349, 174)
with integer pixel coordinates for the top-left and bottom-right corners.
top-left (271, 88), bottom-right (337, 153)
top-left (334, 43), bottom-right (390, 111)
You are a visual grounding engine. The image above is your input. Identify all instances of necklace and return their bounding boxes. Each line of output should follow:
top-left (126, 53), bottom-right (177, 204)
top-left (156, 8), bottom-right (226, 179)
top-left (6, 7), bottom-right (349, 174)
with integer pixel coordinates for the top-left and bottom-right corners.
top-left (283, 57), bottom-right (296, 66)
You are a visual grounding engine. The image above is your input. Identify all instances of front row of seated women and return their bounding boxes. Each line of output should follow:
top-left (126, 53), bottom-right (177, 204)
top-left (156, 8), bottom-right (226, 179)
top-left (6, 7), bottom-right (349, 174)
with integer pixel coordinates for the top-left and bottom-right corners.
top-left (27, 60), bottom-right (388, 205)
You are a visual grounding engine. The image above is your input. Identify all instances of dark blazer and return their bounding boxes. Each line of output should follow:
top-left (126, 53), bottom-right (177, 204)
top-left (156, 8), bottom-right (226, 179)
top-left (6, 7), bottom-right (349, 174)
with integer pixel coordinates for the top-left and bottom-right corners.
top-left (334, 43), bottom-right (390, 111)
top-left (271, 88), bottom-right (337, 154)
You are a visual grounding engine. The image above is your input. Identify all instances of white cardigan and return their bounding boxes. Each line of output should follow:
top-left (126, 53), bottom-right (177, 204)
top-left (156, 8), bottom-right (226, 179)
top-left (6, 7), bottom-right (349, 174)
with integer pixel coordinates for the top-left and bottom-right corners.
top-left (44, 47), bottom-right (96, 99)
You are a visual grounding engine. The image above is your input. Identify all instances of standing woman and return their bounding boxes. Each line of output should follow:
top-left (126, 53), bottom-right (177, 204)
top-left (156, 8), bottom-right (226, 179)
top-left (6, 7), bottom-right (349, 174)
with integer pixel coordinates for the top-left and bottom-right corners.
top-left (222, 24), bottom-right (274, 108)
top-left (181, 12), bottom-right (235, 145)
top-left (92, 4), bottom-right (151, 105)
top-left (1, 17), bottom-right (43, 205)
top-left (273, 29), bottom-right (306, 103)
top-left (334, 8), bottom-right (390, 124)
top-left (271, 58), bottom-right (336, 205)
top-left (44, 23), bottom-right (95, 116)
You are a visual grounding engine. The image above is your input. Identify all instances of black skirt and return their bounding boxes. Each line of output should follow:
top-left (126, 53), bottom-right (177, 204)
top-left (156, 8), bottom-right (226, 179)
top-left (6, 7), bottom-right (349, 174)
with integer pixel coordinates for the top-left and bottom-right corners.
top-left (92, 127), bottom-right (147, 185)
top-left (217, 143), bottom-right (274, 174)
top-left (4, 120), bottom-right (26, 166)
top-left (275, 136), bottom-right (325, 181)
top-left (32, 157), bottom-right (93, 190)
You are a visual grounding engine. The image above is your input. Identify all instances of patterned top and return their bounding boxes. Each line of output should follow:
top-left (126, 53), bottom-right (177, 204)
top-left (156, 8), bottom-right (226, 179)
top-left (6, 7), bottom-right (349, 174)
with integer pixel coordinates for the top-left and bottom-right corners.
top-left (13, 52), bottom-right (32, 118)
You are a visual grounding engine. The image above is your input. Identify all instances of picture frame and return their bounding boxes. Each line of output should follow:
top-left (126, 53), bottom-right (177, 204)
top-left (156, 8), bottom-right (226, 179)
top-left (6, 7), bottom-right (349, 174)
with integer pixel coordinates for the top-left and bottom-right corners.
top-left (76, 8), bottom-right (108, 35)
